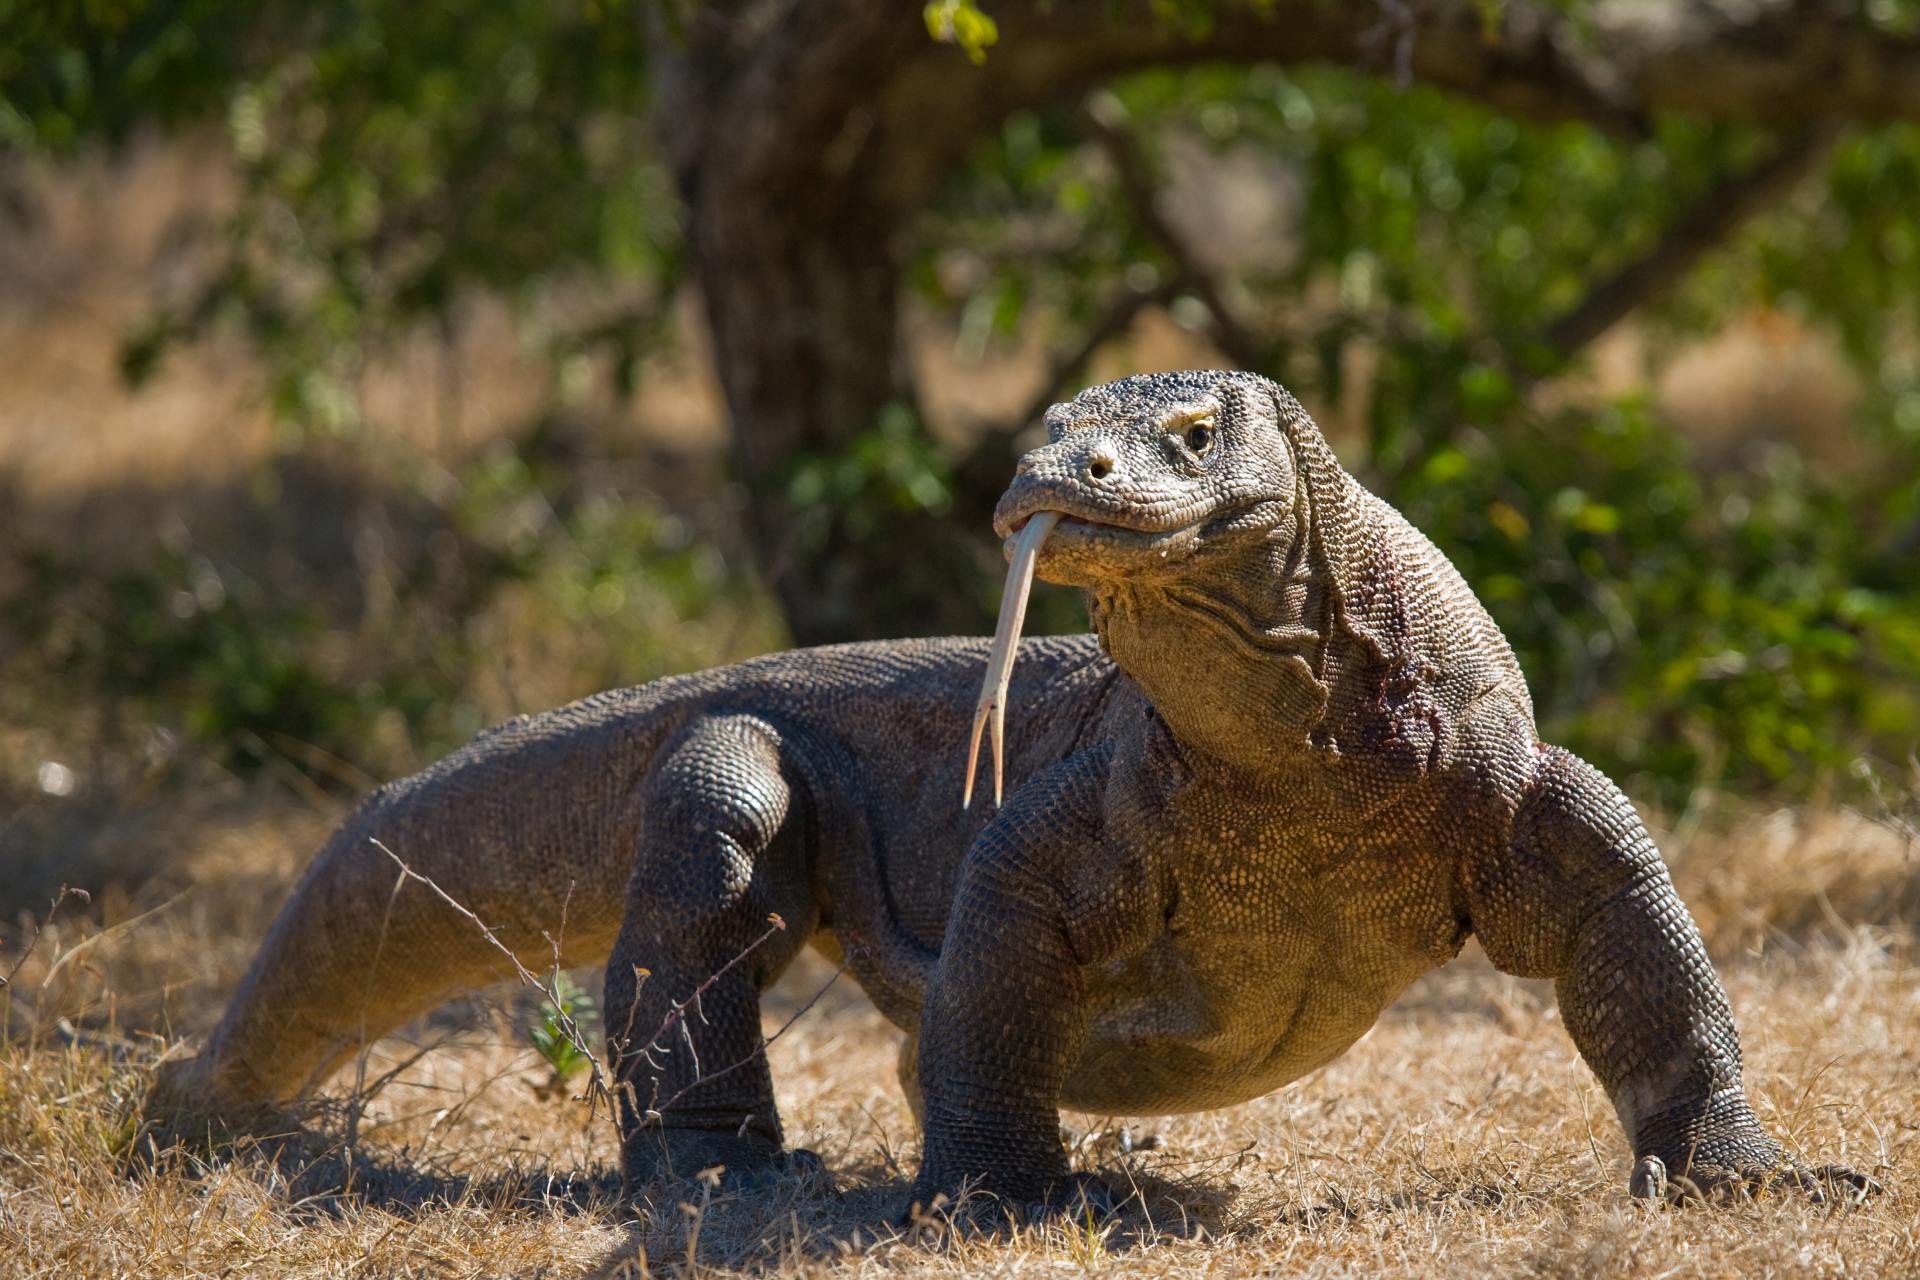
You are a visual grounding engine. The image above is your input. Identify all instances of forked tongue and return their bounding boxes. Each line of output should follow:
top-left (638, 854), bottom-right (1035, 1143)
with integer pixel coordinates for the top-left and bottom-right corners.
top-left (962, 510), bottom-right (1062, 809)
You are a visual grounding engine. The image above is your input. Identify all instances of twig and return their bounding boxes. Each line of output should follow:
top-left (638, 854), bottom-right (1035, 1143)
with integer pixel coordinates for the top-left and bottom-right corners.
top-left (36, 889), bottom-right (189, 990)
top-left (640, 965), bottom-right (844, 1126)
top-left (340, 858), bottom-right (410, 1143)
top-left (368, 838), bottom-right (619, 1119)
top-left (367, 836), bottom-right (801, 1147)
top-left (0, 885), bottom-right (92, 992)
top-left (612, 913), bottom-right (786, 1079)
top-left (352, 1032), bottom-right (467, 1111)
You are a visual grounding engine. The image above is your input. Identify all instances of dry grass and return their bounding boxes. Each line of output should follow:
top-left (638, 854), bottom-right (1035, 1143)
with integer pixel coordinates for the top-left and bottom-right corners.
top-left (1, 791), bottom-right (1915, 1279)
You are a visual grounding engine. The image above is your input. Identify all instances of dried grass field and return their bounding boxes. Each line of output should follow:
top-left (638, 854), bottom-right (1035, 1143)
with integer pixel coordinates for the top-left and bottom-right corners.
top-left (1, 790), bottom-right (1916, 1279)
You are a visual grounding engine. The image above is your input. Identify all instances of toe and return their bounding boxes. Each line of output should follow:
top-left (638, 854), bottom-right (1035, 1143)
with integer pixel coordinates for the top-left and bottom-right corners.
top-left (1628, 1155), bottom-right (1667, 1201)
top-left (1810, 1164), bottom-right (1882, 1204)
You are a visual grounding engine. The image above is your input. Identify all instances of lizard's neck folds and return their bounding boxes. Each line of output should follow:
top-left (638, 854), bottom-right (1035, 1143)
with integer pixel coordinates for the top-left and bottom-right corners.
top-left (1091, 521), bottom-right (1336, 773)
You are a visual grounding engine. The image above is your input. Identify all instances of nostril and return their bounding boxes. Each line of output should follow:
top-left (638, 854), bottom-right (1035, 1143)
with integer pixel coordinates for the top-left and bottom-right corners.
top-left (1086, 446), bottom-right (1118, 482)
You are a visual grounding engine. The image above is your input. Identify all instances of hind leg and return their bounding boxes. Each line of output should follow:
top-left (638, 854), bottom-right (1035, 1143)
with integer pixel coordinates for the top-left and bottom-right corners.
top-left (605, 713), bottom-right (820, 1186)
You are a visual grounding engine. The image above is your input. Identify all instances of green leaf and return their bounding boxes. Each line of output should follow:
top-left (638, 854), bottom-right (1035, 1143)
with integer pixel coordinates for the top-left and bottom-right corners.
top-left (924, 0), bottom-right (998, 64)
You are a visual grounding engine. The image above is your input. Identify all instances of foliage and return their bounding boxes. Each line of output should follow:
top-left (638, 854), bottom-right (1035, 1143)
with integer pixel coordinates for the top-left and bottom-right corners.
top-left (923, 0), bottom-right (999, 65)
top-left (781, 404), bottom-right (956, 545)
top-left (4, 8), bottom-right (1918, 801)
top-left (529, 971), bottom-right (600, 1084)
top-left (913, 65), bottom-right (1920, 800)
top-left (5, 0), bottom-right (677, 436)
top-left (12, 540), bottom-right (423, 777)
top-left (1396, 398), bottom-right (1919, 799)
top-left (4, 436), bottom-right (778, 786)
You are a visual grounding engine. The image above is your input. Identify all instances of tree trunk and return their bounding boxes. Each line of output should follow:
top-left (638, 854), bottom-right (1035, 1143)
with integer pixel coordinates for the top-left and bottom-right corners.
top-left (655, 6), bottom-right (991, 642)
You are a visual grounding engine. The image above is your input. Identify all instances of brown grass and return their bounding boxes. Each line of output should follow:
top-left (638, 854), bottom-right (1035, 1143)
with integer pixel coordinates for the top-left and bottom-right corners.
top-left (1, 790), bottom-right (1914, 1279)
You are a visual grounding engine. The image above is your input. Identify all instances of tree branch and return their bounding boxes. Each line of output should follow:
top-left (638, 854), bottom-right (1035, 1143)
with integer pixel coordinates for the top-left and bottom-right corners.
top-left (980, 2), bottom-right (1920, 137)
top-left (1541, 122), bottom-right (1845, 361)
top-left (1080, 92), bottom-right (1265, 370)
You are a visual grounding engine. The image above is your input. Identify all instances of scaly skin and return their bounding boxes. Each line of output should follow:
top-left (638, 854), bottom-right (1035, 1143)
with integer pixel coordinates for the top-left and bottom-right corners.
top-left (151, 371), bottom-right (1871, 1214)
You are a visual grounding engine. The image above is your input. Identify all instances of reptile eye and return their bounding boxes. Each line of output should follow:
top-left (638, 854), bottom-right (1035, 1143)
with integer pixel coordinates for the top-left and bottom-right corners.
top-left (1184, 421), bottom-right (1214, 455)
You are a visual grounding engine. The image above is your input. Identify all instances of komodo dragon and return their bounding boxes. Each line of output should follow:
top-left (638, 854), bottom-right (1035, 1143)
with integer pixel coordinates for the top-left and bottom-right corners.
top-left (154, 370), bottom-right (1871, 1212)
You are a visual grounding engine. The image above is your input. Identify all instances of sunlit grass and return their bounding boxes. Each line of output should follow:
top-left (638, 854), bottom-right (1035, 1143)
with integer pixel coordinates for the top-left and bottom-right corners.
top-left (1, 794), bottom-right (1914, 1277)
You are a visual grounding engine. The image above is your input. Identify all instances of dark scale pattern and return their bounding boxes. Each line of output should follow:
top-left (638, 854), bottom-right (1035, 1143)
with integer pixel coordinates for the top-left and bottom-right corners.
top-left (154, 371), bottom-right (1869, 1210)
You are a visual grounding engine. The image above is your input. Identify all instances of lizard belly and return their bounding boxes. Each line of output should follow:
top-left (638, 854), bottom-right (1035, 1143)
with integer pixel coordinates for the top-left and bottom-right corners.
top-left (1062, 848), bottom-right (1466, 1115)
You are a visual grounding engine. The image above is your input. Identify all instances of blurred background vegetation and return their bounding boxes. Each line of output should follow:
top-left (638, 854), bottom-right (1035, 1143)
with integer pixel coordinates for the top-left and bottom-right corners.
top-left (1, 0), bottom-right (1917, 837)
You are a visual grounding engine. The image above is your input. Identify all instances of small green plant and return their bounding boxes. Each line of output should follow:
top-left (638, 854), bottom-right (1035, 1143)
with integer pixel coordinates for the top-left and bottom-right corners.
top-left (528, 971), bottom-right (599, 1088)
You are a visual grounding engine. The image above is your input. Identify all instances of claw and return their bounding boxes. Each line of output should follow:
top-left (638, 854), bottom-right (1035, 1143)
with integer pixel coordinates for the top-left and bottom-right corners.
top-left (1811, 1163), bottom-right (1883, 1204)
top-left (1628, 1154), bottom-right (1667, 1201)
top-left (963, 511), bottom-right (1061, 809)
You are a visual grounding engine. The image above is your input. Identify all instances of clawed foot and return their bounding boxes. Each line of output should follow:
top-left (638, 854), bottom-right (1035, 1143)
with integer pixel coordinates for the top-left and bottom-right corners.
top-left (897, 1170), bottom-right (1131, 1232)
top-left (716, 1146), bottom-right (831, 1193)
top-left (1629, 1151), bottom-right (1880, 1206)
top-left (626, 1129), bottom-right (832, 1196)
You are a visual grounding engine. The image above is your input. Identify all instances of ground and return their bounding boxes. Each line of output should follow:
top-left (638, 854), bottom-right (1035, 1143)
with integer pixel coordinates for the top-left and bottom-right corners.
top-left (0, 789), bottom-right (1914, 1279)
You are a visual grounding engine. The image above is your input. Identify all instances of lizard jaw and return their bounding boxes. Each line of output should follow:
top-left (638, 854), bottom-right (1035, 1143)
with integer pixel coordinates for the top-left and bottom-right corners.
top-left (959, 499), bottom-right (1220, 810)
top-left (1001, 509), bottom-right (1210, 587)
top-left (962, 496), bottom-right (1279, 810)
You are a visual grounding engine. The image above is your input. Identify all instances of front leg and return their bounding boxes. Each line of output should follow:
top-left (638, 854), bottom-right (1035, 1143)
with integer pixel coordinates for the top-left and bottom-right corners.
top-left (911, 745), bottom-right (1158, 1212)
top-left (1468, 746), bottom-right (1871, 1201)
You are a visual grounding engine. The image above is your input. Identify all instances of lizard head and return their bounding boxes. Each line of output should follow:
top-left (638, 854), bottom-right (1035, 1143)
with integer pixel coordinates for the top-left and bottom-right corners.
top-left (961, 370), bottom-right (1330, 808)
top-left (991, 369), bottom-right (1304, 588)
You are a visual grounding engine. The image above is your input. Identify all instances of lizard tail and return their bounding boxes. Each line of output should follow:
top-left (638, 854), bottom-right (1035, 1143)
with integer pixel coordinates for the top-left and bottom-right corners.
top-left (149, 705), bottom-right (656, 1127)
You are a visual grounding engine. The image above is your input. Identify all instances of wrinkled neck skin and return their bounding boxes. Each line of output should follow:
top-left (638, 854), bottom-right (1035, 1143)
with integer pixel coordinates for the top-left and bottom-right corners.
top-left (1087, 491), bottom-right (1352, 780)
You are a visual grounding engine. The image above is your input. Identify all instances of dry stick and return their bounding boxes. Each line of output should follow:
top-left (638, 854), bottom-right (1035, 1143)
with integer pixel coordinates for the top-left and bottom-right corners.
top-left (341, 866), bottom-right (411, 1159)
top-left (352, 1034), bottom-right (466, 1114)
top-left (367, 837), bottom-right (797, 1142)
top-left (0, 886), bottom-right (92, 991)
top-left (608, 963), bottom-right (651, 1120)
top-left (1, 886), bottom-right (93, 1047)
top-left (369, 838), bottom-right (620, 1120)
top-left (640, 965), bottom-right (845, 1127)
top-left (37, 890), bottom-right (189, 992)
top-left (613, 914), bottom-right (788, 1079)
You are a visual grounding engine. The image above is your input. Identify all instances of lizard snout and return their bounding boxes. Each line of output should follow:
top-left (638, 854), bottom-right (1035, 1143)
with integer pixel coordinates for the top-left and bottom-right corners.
top-left (1016, 435), bottom-right (1126, 487)
top-left (994, 437), bottom-right (1136, 538)
top-left (1083, 442), bottom-right (1120, 483)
